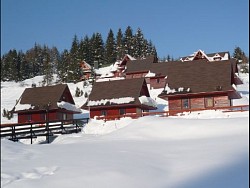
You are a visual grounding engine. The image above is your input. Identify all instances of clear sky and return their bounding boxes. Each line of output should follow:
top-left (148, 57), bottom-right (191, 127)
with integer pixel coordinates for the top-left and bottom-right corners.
top-left (1, 0), bottom-right (249, 59)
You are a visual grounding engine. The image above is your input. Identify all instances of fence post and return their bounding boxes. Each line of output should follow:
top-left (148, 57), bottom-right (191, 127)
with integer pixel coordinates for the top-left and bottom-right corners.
top-left (30, 124), bottom-right (33, 144)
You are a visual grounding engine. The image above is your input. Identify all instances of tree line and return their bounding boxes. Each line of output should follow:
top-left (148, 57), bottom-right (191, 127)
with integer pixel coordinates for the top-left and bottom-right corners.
top-left (1, 26), bottom-right (157, 84)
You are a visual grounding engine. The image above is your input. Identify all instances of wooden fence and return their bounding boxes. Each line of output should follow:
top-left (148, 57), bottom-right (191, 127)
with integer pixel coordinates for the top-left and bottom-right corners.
top-left (0, 118), bottom-right (89, 144)
top-left (96, 105), bottom-right (249, 121)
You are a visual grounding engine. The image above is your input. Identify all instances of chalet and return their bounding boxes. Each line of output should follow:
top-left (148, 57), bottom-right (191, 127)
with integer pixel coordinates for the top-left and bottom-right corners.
top-left (115, 54), bottom-right (136, 77)
top-left (82, 78), bottom-right (157, 119)
top-left (158, 60), bottom-right (242, 114)
top-left (125, 58), bottom-right (180, 89)
top-left (13, 84), bottom-right (81, 123)
top-left (180, 50), bottom-right (230, 62)
top-left (80, 60), bottom-right (92, 80)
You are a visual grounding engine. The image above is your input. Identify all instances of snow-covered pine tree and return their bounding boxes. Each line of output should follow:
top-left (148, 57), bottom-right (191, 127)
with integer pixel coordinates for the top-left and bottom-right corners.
top-left (116, 28), bottom-right (125, 60)
top-left (69, 35), bottom-right (83, 82)
top-left (91, 32), bottom-right (105, 67)
top-left (105, 29), bottom-right (117, 64)
top-left (123, 26), bottom-right (133, 56)
top-left (42, 46), bottom-right (54, 86)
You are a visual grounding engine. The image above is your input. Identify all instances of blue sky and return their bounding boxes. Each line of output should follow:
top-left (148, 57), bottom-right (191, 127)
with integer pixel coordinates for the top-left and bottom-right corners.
top-left (1, 0), bottom-right (249, 59)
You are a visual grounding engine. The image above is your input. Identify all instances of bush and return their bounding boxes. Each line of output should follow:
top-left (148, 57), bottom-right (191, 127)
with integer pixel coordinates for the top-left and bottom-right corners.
top-left (75, 87), bottom-right (83, 97)
top-left (2, 108), bottom-right (13, 120)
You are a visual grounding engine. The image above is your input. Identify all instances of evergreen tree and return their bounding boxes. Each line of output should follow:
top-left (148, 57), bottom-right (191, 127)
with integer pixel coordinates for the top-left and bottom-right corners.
top-left (80, 35), bottom-right (93, 66)
top-left (123, 26), bottom-right (134, 56)
top-left (42, 46), bottom-right (54, 86)
top-left (105, 29), bottom-right (117, 64)
top-left (91, 32), bottom-right (105, 67)
top-left (233, 46), bottom-right (248, 64)
top-left (69, 35), bottom-right (82, 81)
top-left (116, 28), bottom-right (124, 60)
top-left (57, 49), bottom-right (71, 82)
top-left (134, 28), bottom-right (147, 58)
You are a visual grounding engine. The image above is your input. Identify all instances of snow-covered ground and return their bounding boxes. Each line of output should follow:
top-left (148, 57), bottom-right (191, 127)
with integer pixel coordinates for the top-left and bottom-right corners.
top-left (1, 69), bottom-right (249, 188)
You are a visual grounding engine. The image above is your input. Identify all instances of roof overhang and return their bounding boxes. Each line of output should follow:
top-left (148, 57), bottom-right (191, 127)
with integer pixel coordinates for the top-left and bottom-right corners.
top-left (158, 90), bottom-right (237, 99)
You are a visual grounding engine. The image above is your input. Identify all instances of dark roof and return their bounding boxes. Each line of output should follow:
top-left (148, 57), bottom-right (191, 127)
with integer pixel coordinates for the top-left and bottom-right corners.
top-left (159, 60), bottom-right (236, 96)
top-left (84, 78), bottom-right (153, 108)
top-left (125, 60), bottom-right (179, 75)
top-left (18, 84), bottom-right (74, 110)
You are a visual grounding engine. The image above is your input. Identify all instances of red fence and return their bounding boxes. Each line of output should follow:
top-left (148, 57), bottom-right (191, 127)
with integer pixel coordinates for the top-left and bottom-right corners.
top-left (95, 105), bottom-right (249, 121)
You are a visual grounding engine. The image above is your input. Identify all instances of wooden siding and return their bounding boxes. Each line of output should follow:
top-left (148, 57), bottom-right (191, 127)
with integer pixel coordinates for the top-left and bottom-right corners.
top-left (90, 107), bottom-right (138, 118)
top-left (168, 94), bottom-right (231, 112)
top-left (190, 97), bottom-right (205, 109)
top-left (150, 78), bottom-right (166, 89)
top-left (169, 99), bottom-right (182, 110)
top-left (214, 95), bottom-right (230, 107)
top-left (18, 110), bottom-right (74, 123)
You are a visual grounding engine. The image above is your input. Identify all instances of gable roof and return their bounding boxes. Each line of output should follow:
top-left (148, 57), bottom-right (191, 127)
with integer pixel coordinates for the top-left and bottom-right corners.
top-left (83, 78), bottom-right (155, 108)
top-left (159, 60), bottom-right (238, 97)
top-left (180, 50), bottom-right (230, 62)
top-left (15, 84), bottom-right (75, 111)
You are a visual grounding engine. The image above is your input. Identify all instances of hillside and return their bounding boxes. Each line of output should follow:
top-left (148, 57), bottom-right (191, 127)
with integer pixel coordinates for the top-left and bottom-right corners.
top-left (1, 67), bottom-right (249, 188)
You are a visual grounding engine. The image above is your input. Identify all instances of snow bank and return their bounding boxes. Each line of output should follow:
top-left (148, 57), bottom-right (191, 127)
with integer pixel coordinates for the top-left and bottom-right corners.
top-left (139, 95), bottom-right (157, 107)
top-left (57, 101), bottom-right (82, 113)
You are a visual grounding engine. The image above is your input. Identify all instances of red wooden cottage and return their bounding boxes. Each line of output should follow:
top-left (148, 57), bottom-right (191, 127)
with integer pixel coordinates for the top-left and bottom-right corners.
top-left (158, 60), bottom-right (242, 114)
top-left (14, 84), bottom-right (81, 123)
top-left (115, 54), bottom-right (136, 77)
top-left (80, 60), bottom-right (92, 80)
top-left (125, 58), bottom-right (179, 89)
top-left (82, 78), bottom-right (157, 119)
top-left (125, 54), bottom-right (241, 89)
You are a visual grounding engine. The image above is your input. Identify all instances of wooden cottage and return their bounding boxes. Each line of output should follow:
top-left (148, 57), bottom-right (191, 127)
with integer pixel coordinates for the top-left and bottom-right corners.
top-left (158, 60), bottom-right (242, 114)
top-left (180, 50), bottom-right (230, 62)
top-left (125, 55), bottom-right (241, 89)
top-left (82, 78), bottom-right (157, 119)
top-left (14, 84), bottom-right (81, 123)
top-left (125, 59), bottom-right (180, 89)
top-left (115, 54), bottom-right (136, 77)
top-left (80, 60), bottom-right (92, 80)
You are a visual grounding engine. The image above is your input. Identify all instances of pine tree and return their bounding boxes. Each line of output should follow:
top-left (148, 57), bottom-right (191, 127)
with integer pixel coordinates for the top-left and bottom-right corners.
top-left (123, 26), bottom-right (133, 56)
top-left (57, 49), bottom-right (71, 82)
top-left (80, 36), bottom-right (93, 66)
top-left (68, 35), bottom-right (82, 82)
top-left (105, 29), bottom-right (117, 64)
top-left (92, 32), bottom-right (105, 67)
top-left (42, 46), bottom-right (54, 86)
top-left (116, 28), bottom-right (124, 60)
top-left (134, 28), bottom-right (147, 58)
top-left (233, 46), bottom-right (248, 64)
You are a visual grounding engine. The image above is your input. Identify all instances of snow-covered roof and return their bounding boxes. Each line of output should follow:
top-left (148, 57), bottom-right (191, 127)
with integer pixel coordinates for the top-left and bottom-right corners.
top-left (145, 71), bottom-right (156, 78)
top-left (88, 97), bottom-right (135, 107)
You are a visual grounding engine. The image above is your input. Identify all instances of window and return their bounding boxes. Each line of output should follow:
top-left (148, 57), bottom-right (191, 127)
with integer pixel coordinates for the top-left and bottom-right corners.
top-left (119, 109), bottom-right (126, 115)
top-left (63, 113), bottom-right (67, 120)
top-left (101, 110), bottom-right (107, 116)
top-left (40, 113), bottom-right (46, 121)
top-left (156, 78), bottom-right (160, 83)
top-left (182, 98), bottom-right (190, 109)
top-left (26, 114), bottom-right (32, 122)
top-left (205, 97), bottom-right (214, 108)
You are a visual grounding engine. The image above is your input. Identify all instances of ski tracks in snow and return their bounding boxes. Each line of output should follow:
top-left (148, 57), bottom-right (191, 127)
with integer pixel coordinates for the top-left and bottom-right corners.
top-left (1, 166), bottom-right (58, 187)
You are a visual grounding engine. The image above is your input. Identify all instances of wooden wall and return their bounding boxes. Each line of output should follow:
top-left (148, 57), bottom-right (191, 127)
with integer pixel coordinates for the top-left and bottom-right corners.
top-left (168, 94), bottom-right (231, 111)
top-left (90, 107), bottom-right (138, 118)
top-left (17, 110), bottom-right (74, 123)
